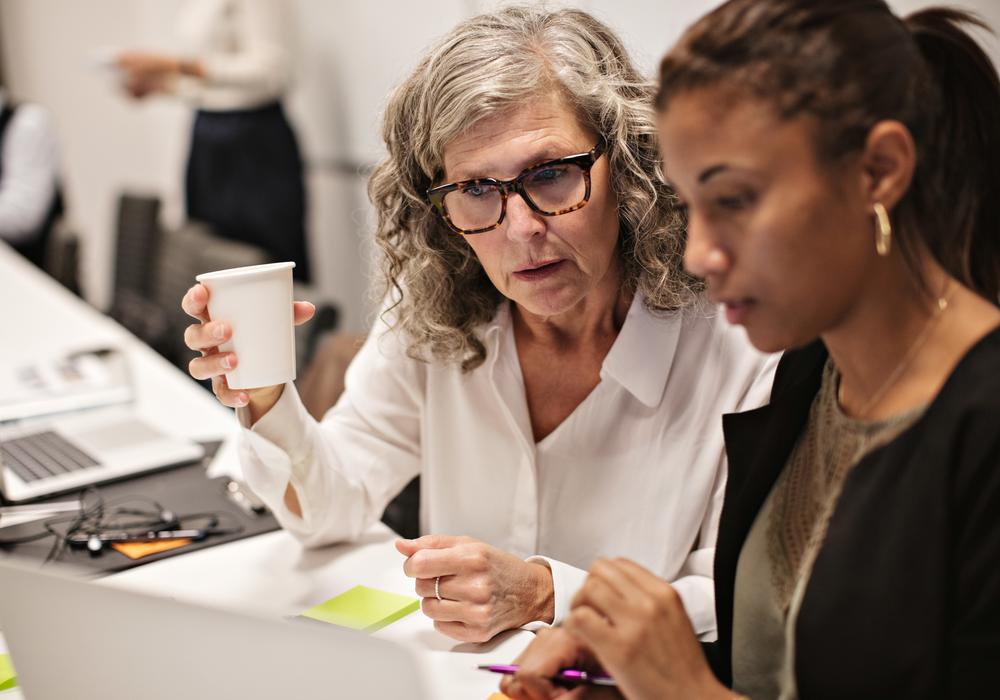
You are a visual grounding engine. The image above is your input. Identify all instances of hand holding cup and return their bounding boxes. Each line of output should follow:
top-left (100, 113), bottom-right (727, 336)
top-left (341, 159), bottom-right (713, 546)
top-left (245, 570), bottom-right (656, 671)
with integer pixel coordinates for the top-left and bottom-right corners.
top-left (182, 262), bottom-right (315, 420)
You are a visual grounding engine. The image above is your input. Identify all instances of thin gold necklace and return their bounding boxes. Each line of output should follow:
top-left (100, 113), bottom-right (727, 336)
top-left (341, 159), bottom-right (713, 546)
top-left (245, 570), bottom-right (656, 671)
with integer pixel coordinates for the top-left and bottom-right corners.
top-left (840, 284), bottom-right (955, 420)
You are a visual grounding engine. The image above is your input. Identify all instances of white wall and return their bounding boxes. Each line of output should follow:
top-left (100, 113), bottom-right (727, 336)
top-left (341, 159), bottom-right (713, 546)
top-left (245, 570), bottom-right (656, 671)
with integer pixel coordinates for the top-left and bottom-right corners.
top-left (283, 0), bottom-right (476, 331)
top-left (2, 0), bottom-right (998, 331)
top-left (0, 1), bottom-right (190, 311)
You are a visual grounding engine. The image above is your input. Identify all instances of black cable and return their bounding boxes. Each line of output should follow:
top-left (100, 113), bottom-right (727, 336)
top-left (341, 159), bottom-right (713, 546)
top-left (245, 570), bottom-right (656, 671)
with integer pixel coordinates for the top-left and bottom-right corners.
top-left (43, 489), bottom-right (103, 563)
top-left (0, 486), bottom-right (245, 563)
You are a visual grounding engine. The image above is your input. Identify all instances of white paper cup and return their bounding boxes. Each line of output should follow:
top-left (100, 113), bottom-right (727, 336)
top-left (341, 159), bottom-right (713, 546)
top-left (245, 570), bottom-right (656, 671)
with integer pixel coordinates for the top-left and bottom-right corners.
top-left (195, 262), bottom-right (297, 390)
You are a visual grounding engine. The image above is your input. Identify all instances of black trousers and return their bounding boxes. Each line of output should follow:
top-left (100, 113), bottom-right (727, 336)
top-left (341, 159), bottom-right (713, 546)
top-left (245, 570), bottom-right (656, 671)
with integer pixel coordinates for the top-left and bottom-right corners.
top-left (186, 101), bottom-right (310, 282)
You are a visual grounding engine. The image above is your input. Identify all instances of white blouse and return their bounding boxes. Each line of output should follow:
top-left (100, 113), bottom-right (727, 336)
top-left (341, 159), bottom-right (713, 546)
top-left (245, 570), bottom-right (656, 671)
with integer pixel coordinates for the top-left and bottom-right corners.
top-left (173, 0), bottom-right (293, 111)
top-left (236, 295), bottom-right (777, 639)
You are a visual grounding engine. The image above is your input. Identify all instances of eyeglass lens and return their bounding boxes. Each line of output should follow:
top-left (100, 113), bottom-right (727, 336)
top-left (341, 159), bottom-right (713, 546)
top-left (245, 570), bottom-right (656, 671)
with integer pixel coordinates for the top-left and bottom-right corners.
top-left (443, 163), bottom-right (588, 232)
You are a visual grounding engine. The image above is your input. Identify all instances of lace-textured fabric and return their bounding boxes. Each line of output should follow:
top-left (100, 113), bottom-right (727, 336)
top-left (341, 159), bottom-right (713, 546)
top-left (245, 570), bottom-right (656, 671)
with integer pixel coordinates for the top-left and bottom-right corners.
top-left (767, 359), bottom-right (925, 613)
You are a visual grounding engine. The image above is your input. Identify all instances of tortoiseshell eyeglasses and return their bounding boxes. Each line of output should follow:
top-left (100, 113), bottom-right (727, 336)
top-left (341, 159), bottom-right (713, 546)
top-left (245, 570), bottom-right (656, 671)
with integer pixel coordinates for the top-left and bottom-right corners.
top-left (426, 139), bottom-right (606, 235)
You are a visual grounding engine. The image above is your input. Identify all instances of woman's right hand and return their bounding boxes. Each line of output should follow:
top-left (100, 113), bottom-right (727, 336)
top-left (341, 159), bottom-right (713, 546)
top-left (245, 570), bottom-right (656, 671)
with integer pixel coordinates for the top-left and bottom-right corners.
top-left (501, 627), bottom-right (612, 700)
top-left (181, 283), bottom-right (315, 420)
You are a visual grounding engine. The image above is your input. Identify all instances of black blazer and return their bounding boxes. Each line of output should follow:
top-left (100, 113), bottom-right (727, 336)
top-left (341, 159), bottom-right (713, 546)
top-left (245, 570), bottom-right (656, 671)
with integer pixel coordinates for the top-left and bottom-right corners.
top-left (710, 327), bottom-right (1000, 698)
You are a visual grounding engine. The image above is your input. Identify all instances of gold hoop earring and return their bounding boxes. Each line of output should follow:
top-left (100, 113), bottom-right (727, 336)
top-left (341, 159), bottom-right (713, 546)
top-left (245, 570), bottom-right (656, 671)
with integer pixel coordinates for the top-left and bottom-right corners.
top-left (873, 202), bottom-right (892, 257)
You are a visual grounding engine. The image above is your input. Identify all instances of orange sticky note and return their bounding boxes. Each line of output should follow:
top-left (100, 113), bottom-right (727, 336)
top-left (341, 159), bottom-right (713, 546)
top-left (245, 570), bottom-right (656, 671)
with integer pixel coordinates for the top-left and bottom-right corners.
top-left (111, 538), bottom-right (192, 560)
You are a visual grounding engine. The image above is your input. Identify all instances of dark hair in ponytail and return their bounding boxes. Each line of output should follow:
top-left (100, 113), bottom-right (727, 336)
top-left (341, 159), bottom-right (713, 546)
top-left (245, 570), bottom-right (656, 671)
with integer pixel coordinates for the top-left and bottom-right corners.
top-left (905, 8), bottom-right (1000, 302)
top-left (656, 0), bottom-right (1000, 303)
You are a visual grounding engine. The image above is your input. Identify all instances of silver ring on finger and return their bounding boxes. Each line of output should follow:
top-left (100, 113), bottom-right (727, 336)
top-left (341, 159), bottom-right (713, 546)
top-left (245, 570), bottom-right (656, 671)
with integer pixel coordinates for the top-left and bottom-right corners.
top-left (435, 576), bottom-right (442, 602)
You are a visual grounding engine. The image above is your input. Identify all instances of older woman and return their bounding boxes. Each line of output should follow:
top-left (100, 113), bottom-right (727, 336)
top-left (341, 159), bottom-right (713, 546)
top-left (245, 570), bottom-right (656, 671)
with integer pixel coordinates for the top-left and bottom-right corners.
top-left (181, 7), bottom-right (774, 643)
top-left (504, 1), bottom-right (1000, 698)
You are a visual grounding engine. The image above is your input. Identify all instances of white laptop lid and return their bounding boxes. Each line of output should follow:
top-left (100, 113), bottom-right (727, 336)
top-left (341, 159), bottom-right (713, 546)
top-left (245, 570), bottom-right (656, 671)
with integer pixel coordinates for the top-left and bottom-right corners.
top-left (0, 407), bottom-right (205, 502)
top-left (0, 559), bottom-right (431, 700)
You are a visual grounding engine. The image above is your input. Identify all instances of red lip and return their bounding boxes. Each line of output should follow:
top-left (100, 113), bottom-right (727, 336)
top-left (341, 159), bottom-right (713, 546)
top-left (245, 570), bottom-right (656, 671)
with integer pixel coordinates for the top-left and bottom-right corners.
top-left (516, 258), bottom-right (562, 272)
top-left (720, 299), bottom-right (756, 325)
top-left (513, 259), bottom-right (565, 281)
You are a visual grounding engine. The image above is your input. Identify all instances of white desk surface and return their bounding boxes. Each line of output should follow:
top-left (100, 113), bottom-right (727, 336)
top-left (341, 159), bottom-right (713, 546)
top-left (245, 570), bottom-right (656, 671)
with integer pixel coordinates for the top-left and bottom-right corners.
top-left (0, 244), bottom-right (529, 699)
top-left (0, 242), bottom-right (234, 446)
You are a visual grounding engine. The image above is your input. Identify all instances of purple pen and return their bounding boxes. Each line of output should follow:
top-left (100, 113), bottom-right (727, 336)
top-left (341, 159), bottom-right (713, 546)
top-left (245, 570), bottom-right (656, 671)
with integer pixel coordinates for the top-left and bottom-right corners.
top-left (477, 663), bottom-right (617, 687)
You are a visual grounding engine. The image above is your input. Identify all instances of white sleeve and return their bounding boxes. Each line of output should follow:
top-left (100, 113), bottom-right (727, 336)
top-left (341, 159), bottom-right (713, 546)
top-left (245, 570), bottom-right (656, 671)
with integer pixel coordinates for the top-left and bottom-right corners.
top-left (0, 105), bottom-right (58, 243)
top-left (525, 552), bottom-right (717, 639)
top-left (236, 321), bottom-right (424, 548)
top-left (523, 556), bottom-right (588, 627)
top-left (671, 463), bottom-right (724, 641)
top-left (192, 0), bottom-right (291, 95)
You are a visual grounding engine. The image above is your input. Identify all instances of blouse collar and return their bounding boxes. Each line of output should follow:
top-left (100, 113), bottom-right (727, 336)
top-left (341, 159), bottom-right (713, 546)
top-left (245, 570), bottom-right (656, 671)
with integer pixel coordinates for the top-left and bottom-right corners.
top-left (483, 293), bottom-right (684, 408)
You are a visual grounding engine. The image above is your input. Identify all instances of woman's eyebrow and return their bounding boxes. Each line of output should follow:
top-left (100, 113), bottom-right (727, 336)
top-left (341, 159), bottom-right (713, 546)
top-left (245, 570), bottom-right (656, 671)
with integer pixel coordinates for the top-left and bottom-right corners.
top-left (698, 163), bottom-right (730, 184)
top-left (661, 162), bottom-right (734, 193)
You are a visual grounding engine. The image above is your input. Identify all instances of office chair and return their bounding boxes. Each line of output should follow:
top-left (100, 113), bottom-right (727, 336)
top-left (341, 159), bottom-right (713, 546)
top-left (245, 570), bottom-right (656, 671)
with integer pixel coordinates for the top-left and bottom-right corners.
top-left (111, 193), bottom-right (161, 301)
top-left (44, 221), bottom-right (82, 297)
top-left (152, 220), bottom-right (269, 368)
top-left (108, 193), bottom-right (172, 356)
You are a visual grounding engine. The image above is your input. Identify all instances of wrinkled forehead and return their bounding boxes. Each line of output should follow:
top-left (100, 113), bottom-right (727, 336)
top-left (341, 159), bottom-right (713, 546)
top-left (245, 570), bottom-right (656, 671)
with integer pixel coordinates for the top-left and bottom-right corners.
top-left (439, 92), bottom-right (596, 181)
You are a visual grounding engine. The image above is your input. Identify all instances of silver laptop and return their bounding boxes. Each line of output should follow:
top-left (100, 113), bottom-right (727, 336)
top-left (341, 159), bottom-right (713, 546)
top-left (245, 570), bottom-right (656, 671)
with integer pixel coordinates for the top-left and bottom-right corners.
top-left (0, 406), bottom-right (204, 502)
top-left (0, 559), bottom-right (431, 700)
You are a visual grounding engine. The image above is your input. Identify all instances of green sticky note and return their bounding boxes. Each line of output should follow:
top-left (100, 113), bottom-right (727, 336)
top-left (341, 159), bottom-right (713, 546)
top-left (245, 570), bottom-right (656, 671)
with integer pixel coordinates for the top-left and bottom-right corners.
top-left (301, 585), bottom-right (420, 633)
top-left (0, 653), bottom-right (17, 692)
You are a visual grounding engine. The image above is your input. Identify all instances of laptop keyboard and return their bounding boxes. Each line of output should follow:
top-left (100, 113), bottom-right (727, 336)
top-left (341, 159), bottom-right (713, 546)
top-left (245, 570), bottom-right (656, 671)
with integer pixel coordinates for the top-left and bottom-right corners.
top-left (1, 431), bottom-right (100, 483)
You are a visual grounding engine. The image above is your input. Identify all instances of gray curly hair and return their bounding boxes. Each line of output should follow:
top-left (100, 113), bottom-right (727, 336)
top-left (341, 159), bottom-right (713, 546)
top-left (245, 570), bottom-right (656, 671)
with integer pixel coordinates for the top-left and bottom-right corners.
top-left (368, 5), bottom-right (701, 371)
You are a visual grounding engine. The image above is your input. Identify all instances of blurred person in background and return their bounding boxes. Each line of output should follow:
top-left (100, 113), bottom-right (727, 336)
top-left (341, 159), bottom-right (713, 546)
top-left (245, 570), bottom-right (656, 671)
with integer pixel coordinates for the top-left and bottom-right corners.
top-left (0, 83), bottom-right (62, 269)
top-left (115, 0), bottom-right (310, 282)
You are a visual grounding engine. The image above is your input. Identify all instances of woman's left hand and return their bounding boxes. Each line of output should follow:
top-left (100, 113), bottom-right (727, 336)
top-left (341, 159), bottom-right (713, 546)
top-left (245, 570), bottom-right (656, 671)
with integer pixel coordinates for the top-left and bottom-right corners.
top-left (396, 535), bottom-right (555, 642)
top-left (565, 558), bottom-right (733, 700)
top-left (116, 52), bottom-right (179, 98)
top-left (116, 52), bottom-right (204, 99)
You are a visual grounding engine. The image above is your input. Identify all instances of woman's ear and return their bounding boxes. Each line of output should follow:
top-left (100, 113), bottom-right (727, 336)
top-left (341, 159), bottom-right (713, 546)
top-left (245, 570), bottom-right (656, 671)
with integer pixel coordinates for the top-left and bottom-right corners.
top-left (859, 120), bottom-right (916, 211)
